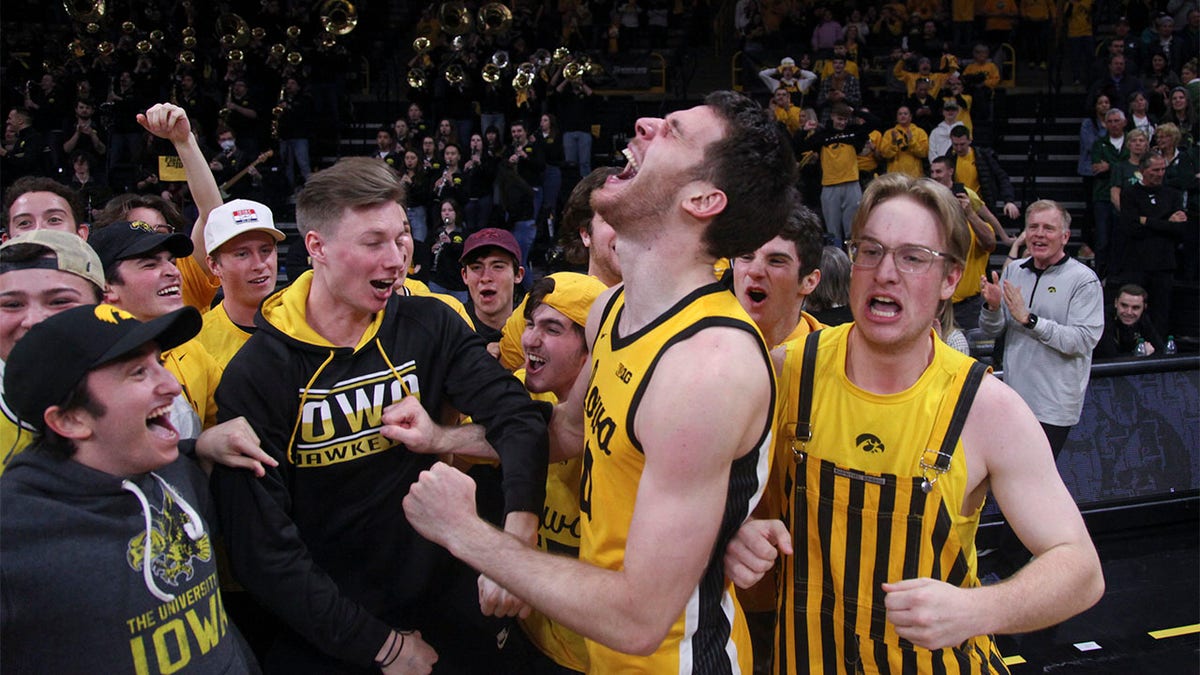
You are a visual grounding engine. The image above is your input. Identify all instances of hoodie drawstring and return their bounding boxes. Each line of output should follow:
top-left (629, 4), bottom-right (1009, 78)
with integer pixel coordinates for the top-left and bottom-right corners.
top-left (121, 473), bottom-right (207, 602)
top-left (286, 349), bottom-right (337, 465)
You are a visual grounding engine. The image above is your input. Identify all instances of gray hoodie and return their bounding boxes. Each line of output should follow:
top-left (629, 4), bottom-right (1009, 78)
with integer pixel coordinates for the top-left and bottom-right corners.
top-left (1, 446), bottom-right (256, 674)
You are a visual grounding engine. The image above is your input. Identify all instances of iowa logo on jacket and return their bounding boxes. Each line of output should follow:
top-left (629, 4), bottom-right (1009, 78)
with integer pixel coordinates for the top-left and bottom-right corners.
top-left (293, 362), bottom-right (422, 467)
top-left (126, 488), bottom-right (213, 587)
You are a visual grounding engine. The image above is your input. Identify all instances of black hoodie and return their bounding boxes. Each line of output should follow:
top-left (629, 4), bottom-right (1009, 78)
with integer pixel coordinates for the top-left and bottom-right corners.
top-left (210, 271), bottom-right (548, 667)
top-left (1, 447), bottom-right (256, 674)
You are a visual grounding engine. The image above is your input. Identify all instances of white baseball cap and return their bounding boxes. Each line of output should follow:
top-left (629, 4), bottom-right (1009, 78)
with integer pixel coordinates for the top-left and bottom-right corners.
top-left (780, 57), bottom-right (796, 68)
top-left (205, 199), bottom-right (285, 253)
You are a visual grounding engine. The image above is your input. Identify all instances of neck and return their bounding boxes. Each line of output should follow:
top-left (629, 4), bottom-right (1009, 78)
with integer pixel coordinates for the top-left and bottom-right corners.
top-left (306, 272), bottom-right (372, 347)
top-left (223, 294), bottom-right (261, 328)
top-left (764, 307), bottom-right (805, 348)
top-left (475, 307), bottom-right (508, 331)
top-left (845, 325), bottom-right (936, 394)
top-left (612, 219), bottom-right (714, 334)
top-left (1034, 252), bottom-right (1066, 270)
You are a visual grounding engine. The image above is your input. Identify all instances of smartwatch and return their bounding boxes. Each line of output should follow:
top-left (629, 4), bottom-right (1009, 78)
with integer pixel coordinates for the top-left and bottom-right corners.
top-left (1023, 313), bottom-right (1038, 329)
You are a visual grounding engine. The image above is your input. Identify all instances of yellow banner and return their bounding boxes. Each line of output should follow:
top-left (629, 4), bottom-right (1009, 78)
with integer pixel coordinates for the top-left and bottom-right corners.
top-left (158, 155), bottom-right (187, 182)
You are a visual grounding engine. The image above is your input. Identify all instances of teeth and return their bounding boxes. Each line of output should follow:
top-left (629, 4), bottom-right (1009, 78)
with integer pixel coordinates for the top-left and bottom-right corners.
top-left (621, 148), bottom-right (639, 172)
top-left (528, 354), bottom-right (545, 365)
top-left (156, 285), bottom-right (180, 296)
top-left (146, 405), bottom-right (171, 421)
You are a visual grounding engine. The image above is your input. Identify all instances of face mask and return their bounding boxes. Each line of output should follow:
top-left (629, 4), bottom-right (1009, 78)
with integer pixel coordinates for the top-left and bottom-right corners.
top-left (220, 140), bottom-right (236, 151)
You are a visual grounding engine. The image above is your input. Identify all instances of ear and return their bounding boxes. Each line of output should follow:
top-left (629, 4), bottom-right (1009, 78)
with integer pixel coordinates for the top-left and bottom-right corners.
top-left (680, 185), bottom-right (727, 220)
top-left (305, 230), bottom-right (325, 265)
top-left (102, 283), bottom-right (120, 304)
top-left (799, 268), bottom-right (822, 297)
top-left (514, 266), bottom-right (525, 284)
top-left (43, 405), bottom-right (93, 442)
top-left (579, 226), bottom-right (592, 248)
top-left (461, 266), bottom-right (470, 284)
top-left (206, 254), bottom-right (220, 275)
top-left (77, 223), bottom-right (91, 240)
top-left (941, 262), bottom-right (963, 301)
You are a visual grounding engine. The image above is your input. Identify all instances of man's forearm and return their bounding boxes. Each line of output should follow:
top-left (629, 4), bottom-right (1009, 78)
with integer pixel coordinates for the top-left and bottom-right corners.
top-left (972, 541), bottom-right (1103, 636)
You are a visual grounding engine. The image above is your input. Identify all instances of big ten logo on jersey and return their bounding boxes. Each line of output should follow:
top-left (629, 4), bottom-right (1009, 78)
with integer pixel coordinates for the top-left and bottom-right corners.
top-left (125, 572), bottom-right (230, 675)
top-left (294, 364), bottom-right (422, 467)
top-left (579, 371), bottom-right (616, 519)
top-left (615, 362), bottom-right (633, 383)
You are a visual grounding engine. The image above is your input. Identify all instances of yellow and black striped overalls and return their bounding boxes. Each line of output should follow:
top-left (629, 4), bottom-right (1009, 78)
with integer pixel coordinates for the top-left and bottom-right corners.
top-left (775, 326), bottom-right (1010, 674)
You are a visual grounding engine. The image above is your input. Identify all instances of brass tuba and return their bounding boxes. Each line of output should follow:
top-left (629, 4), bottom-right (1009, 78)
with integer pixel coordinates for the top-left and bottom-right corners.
top-left (216, 13), bottom-right (250, 47)
top-left (478, 2), bottom-right (512, 36)
top-left (564, 60), bottom-right (585, 81)
top-left (320, 0), bottom-right (358, 36)
top-left (439, 2), bottom-right (473, 36)
top-left (64, 0), bottom-right (105, 22)
top-left (407, 67), bottom-right (427, 89)
top-left (445, 63), bottom-right (467, 87)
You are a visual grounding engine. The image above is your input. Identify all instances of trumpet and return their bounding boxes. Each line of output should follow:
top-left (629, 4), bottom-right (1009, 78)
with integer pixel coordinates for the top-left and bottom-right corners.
top-left (491, 50), bottom-right (510, 69)
top-left (120, 20), bottom-right (136, 34)
top-left (482, 63), bottom-right (502, 84)
top-left (96, 41), bottom-right (114, 57)
top-left (552, 47), bottom-right (571, 65)
top-left (413, 36), bottom-right (431, 54)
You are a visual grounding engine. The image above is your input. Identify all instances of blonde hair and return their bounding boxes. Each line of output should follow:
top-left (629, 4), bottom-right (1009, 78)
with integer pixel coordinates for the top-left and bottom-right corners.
top-left (850, 173), bottom-right (969, 267)
top-left (296, 157), bottom-right (406, 236)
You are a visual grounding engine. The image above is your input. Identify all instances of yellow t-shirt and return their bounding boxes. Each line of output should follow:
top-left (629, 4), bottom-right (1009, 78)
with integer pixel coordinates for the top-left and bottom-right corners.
top-left (512, 373), bottom-right (589, 672)
top-left (197, 302), bottom-right (255, 369)
top-left (952, 193), bottom-right (994, 303)
top-left (878, 124), bottom-right (930, 177)
top-left (178, 255), bottom-right (220, 315)
top-left (162, 338), bottom-right (223, 430)
top-left (955, 149), bottom-right (981, 195)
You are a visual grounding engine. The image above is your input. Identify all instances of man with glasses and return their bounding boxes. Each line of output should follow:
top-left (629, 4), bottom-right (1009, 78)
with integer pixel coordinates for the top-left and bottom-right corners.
top-left (725, 175), bottom-right (1103, 673)
top-left (980, 199), bottom-right (1104, 458)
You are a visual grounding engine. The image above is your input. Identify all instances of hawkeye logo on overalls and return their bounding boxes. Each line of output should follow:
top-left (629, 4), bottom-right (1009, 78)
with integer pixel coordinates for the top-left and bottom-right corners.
top-left (293, 364), bottom-right (422, 467)
top-left (856, 433), bottom-right (885, 454)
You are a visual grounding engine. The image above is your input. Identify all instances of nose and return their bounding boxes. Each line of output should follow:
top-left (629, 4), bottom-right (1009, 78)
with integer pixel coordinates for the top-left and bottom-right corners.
top-left (634, 117), bottom-right (661, 140)
top-left (23, 303), bottom-right (53, 330)
top-left (873, 249), bottom-right (902, 282)
top-left (382, 240), bottom-right (405, 271)
top-left (153, 361), bottom-right (183, 397)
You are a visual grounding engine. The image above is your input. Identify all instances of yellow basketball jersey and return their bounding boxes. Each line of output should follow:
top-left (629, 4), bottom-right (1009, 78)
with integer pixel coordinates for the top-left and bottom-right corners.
top-left (773, 324), bottom-right (1008, 674)
top-left (581, 283), bottom-right (774, 673)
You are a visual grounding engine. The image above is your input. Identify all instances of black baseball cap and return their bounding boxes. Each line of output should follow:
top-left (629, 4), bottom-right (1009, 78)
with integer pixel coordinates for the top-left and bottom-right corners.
top-left (4, 304), bottom-right (200, 430)
top-left (88, 220), bottom-right (193, 275)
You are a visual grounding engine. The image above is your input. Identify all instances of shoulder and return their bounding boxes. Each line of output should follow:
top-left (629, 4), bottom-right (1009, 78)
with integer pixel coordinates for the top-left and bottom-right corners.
top-left (961, 372), bottom-right (1043, 457)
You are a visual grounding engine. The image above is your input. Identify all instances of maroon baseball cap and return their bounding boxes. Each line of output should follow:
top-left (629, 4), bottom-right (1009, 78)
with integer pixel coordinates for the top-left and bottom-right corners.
top-left (460, 228), bottom-right (522, 265)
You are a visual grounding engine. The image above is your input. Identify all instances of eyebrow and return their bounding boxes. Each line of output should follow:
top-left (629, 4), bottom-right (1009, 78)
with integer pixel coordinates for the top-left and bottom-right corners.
top-left (12, 208), bottom-right (70, 219)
